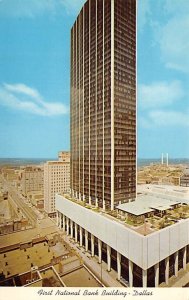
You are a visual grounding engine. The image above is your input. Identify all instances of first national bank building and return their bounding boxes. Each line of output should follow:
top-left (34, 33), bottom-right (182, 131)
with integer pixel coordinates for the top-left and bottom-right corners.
top-left (56, 0), bottom-right (189, 287)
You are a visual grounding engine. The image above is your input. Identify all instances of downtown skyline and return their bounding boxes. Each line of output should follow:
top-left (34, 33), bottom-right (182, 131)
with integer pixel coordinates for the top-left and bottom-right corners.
top-left (0, 0), bottom-right (189, 159)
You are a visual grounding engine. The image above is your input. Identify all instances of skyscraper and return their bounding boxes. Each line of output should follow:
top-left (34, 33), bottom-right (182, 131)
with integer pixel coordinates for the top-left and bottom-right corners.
top-left (70, 0), bottom-right (136, 210)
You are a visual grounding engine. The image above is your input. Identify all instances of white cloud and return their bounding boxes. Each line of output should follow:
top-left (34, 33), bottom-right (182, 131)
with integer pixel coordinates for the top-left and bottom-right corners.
top-left (164, 0), bottom-right (189, 16)
top-left (159, 15), bottom-right (189, 73)
top-left (137, 0), bottom-right (151, 31)
top-left (0, 0), bottom-right (57, 17)
top-left (138, 80), bottom-right (184, 109)
top-left (0, 83), bottom-right (69, 116)
top-left (149, 110), bottom-right (189, 127)
top-left (4, 83), bottom-right (40, 99)
top-left (148, 0), bottom-right (189, 73)
top-left (0, 0), bottom-right (86, 17)
top-left (139, 109), bottom-right (189, 129)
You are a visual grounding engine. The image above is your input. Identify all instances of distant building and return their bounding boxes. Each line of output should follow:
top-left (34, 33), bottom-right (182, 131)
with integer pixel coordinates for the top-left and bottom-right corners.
top-left (44, 154), bottom-right (70, 217)
top-left (27, 191), bottom-right (44, 210)
top-left (20, 166), bottom-right (44, 197)
top-left (1, 167), bottom-right (18, 182)
top-left (58, 151), bottom-right (70, 163)
top-left (180, 169), bottom-right (189, 187)
top-left (137, 164), bottom-right (183, 186)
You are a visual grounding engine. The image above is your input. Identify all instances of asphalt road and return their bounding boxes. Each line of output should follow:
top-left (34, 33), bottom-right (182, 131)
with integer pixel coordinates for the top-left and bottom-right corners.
top-left (2, 177), bottom-right (38, 227)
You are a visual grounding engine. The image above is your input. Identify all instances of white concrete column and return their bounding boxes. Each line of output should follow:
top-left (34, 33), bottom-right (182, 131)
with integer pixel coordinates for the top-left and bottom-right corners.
top-left (142, 269), bottom-right (147, 288)
top-left (117, 252), bottom-right (121, 281)
top-left (154, 263), bottom-right (159, 287)
top-left (107, 245), bottom-right (111, 271)
top-left (62, 214), bottom-right (66, 232)
top-left (165, 257), bottom-right (169, 285)
top-left (174, 251), bottom-right (178, 277)
top-left (75, 223), bottom-right (78, 243)
top-left (80, 226), bottom-right (83, 247)
top-left (66, 217), bottom-right (69, 236)
top-left (70, 220), bottom-right (73, 238)
top-left (98, 239), bottom-right (102, 264)
top-left (85, 230), bottom-right (88, 252)
top-left (183, 247), bottom-right (187, 270)
top-left (129, 260), bottom-right (133, 287)
top-left (91, 234), bottom-right (95, 257)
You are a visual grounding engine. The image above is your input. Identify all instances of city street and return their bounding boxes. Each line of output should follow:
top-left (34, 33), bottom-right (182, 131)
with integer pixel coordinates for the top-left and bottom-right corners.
top-left (2, 176), bottom-right (39, 227)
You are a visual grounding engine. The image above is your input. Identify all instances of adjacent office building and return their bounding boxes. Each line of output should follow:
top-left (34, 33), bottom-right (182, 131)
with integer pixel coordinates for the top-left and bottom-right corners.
top-left (44, 152), bottom-right (70, 216)
top-left (56, 0), bottom-right (189, 288)
top-left (20, 166), bottom-right (44, 197)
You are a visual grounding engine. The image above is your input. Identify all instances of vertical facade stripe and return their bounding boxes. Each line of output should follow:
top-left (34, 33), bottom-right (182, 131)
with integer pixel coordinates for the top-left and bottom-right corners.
top-left (95, 0), bottom-right (98, 201)
top-left (76, 19), bottom-right (78, 198)
top-left (111, 0), bottom-right (115, 210)
top-left (78, 15), bottom-right (81, 198)
top-left (70, 30), bottom-right (72, 194)
top-left (71, 25), bottom-right (75, 195)
top-left (88, 0), bottom-right (91, 204)
top-left (136, 0), bottom-right (138, 199)
top-left (83, 6), bottom-right (85, 201)
top-left (102, 0), bottom-right (105, 210)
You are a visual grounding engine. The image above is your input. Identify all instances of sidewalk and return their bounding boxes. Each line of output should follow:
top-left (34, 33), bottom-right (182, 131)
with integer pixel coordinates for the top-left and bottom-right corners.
top-left (63, 234), bottom-right (123, 287)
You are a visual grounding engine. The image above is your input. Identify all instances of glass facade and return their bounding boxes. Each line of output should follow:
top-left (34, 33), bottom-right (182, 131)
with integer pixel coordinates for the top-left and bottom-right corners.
top-left (114, 0), bottom-right (136, 204)
top-left (71, 0), bottom-right (136, 210)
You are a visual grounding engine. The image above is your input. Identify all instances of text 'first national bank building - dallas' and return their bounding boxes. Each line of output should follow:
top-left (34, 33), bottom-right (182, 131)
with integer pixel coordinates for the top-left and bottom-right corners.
top-left (70, 0), bottom-right (136, 210)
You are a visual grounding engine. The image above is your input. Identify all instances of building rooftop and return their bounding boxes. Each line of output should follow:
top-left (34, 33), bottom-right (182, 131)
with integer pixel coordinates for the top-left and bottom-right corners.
top-left (61, 184), bottom-right (189, 236)
top-left (116, 195), bottom-right (181, 216)
top-left (138, 184), bottom-right (189, 205)
top-left (45, 161), bottom-right (69, 165)
top-left (0, 218), bottom-right (57, 248)
top-left (116, 202), bottom-right (154, 216)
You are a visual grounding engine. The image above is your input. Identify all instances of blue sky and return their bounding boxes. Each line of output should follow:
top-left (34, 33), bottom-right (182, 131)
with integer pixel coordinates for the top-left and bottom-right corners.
top-left (0, 0), bottom-right (188, 159)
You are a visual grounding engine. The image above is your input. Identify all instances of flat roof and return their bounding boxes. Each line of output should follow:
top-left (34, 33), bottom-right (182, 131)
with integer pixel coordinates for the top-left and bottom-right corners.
top-left (139, 195), bottom-right (180, 206)
top-left (150, 205), bottom-right (171, 211)
top-left (116, 202), bottom-right (154, 216)
top-left (0, 218), bottom-right (57, 248)
top-left (116, 194), bottom-right (182, 216)
top-left (45, 161), bottom-right (69, 165)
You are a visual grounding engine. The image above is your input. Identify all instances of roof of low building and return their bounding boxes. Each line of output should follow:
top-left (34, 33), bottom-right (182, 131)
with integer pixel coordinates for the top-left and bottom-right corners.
top-left (116, 202), bottom-right (154, 216)
top-left (116, 194), bottom-right (182, 216)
